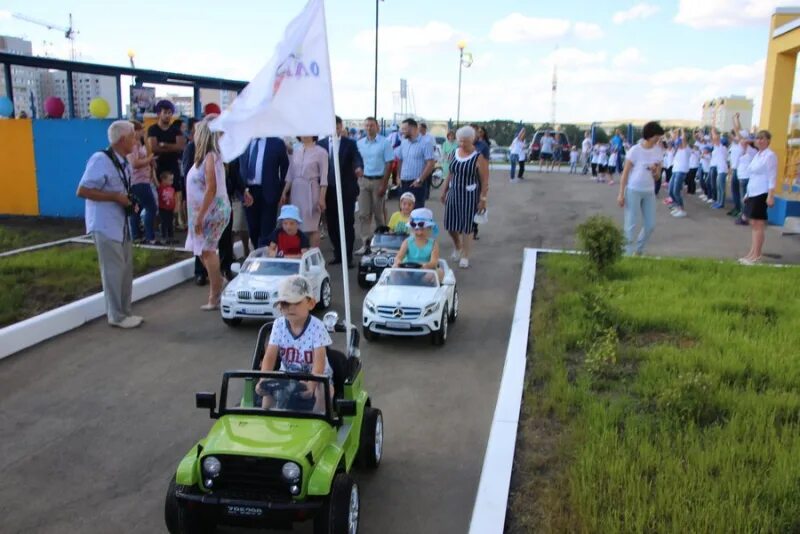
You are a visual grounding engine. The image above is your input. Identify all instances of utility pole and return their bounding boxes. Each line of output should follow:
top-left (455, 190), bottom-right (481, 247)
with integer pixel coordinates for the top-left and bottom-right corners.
top-left (550, 48), bottom-right (558, 127)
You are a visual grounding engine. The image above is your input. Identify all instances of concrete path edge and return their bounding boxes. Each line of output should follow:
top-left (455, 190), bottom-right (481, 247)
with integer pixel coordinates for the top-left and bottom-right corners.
top-left (468, 247), bottom-right (538, 534)
top-left (0, 257), bottom-right (195, 360)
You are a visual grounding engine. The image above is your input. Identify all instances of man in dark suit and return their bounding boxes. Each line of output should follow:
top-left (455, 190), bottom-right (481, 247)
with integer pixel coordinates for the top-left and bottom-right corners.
top-left (318, 116), bottom-right (363, 266)
top-left (238, 137), bottom-right (290, 247)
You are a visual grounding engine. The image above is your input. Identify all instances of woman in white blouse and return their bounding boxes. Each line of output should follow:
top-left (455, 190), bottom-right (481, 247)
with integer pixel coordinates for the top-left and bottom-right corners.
top-left (739, 130), bottom-right (777, 265)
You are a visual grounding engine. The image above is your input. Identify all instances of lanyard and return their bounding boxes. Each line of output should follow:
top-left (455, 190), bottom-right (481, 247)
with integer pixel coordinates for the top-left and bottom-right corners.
top-left (102, 147), bottom-right (131, 192)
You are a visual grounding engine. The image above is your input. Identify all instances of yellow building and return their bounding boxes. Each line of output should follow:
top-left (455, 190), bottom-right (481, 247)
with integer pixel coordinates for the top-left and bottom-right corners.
top-left (701, 96), bottom-right (753, 132)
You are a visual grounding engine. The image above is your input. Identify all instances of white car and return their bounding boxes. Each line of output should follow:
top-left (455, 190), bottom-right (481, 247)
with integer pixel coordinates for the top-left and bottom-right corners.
top-left (362, 260), bottom-right (458, 345)
top-left (220, 248), bottom-right (332, 326)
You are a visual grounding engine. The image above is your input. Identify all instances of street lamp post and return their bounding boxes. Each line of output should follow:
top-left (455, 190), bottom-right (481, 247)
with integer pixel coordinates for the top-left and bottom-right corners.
top-left (374, 0), bottom-right (379, 119)
top-left (456, 40), bottom-right (466, 128)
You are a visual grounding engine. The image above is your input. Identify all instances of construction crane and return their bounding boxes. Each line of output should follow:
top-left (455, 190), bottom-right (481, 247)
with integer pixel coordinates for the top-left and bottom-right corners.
top-left (11, 12), bottom-right (77, 60)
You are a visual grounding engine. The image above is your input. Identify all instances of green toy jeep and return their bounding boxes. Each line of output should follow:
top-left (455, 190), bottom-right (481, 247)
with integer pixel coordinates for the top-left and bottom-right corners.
top-left (164, 312), bottom-right (383, 534)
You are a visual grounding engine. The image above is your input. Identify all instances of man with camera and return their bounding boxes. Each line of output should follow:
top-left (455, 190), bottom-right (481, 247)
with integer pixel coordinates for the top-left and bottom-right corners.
top-left (76, 120), bottom-right (144, 329)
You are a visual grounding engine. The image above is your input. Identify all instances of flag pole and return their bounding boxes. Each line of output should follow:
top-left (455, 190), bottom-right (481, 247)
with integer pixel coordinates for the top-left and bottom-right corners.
top-left (321, 0), bottom-right (354, 346)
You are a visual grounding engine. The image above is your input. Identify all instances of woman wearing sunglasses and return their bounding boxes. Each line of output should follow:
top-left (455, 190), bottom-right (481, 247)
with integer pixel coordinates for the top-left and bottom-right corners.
top-left (394, 207), bottom-right (444, 281)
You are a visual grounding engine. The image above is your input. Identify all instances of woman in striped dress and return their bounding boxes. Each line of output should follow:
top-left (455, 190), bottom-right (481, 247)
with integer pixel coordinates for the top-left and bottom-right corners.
top-left (441, 125), bottom-right (489, 269)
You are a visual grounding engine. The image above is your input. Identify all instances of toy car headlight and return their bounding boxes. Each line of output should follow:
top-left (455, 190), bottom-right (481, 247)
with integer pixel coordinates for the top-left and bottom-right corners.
top-left (222, 287), bottom-right (234, 297)
top-left (423, 302), bottom-right (440, 317)
top-left (282, 462), bottom-right (301, 482)
top-left (361, 256), bottom-right (371, 265)
top-left (272, 291), bottom-right (279, 299)
top-left (202, 456), bottom-right (222, 478)
top-left (365, 298), bottom-right (376, 314)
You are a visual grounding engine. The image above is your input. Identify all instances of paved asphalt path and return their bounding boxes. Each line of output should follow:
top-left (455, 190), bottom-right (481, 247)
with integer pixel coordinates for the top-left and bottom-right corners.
top-left (2, 167), bottom-right (798, 534)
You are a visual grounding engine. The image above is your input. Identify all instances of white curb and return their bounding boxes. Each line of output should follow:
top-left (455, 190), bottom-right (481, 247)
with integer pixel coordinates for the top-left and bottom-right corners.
top-left (469, 247), bottom-right (538, 534)
top-left (0, 257), bottom-right (195, 360)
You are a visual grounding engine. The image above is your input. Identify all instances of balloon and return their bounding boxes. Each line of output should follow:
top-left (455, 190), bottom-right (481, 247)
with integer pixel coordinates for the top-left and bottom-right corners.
top-left (0, 96), bottom-right (12, 118)
top-left (203, 103), bottom-right (221, 116)
top-left (89, 97), bottom-right (110, 118)
top-left (44, 97), bottom-right (65, 118)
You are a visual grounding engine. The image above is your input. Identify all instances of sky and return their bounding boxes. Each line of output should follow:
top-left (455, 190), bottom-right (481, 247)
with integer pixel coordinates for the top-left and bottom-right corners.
top-left (0, 0), bottom-right (787, 124)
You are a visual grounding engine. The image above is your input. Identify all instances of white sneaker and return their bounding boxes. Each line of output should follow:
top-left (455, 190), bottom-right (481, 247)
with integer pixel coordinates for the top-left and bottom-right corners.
top-left (451, 249), bottom-right (461, 261)
top-left (510, 178), bottom-right (521, 184)
top-left (698, 194), bottom-right (707, 200)
top-left (706, 198), bottom-right (715, 204)
top-left (109, 316), bottom-right (143, 329)
top-left (354, 246), bottom-right (367, 256)
top-left (459, 258), bottom-right (470, 269)
top-left (671, 209), bottom-right (687, 218)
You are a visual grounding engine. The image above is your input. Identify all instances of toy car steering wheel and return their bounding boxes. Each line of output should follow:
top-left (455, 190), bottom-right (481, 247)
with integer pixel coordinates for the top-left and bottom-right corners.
top-left (398, 262), bottom-right (422, 269)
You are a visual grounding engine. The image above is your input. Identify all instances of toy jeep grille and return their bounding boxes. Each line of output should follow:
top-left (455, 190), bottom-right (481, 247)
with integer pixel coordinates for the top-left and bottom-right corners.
top-left (376, 306), bottom-right (421, 319)
top-left (253, 291), bottom-right (270, 301)
top-left (214, 455), bottom-right (294, 501)
top-left (237, 290), bottom-right (252, 301)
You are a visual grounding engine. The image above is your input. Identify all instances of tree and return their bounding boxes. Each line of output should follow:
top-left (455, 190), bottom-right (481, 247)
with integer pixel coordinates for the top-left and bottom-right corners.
top-left (593, 126), bottom-right (609, 144)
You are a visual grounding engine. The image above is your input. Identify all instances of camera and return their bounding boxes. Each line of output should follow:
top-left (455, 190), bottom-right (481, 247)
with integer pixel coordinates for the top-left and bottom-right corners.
top-left (125, 191), bottom-right (141, 216)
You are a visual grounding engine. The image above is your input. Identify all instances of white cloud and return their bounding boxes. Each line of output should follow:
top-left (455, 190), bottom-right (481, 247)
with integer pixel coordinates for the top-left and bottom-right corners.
top-left (612, 3), bottom-right (660, 24)
top-left (613, 47), bottom-right (645, 68)
top-left (574, 22), bottom-right (604, 40)
top-left (651, 59), bottom-right (765, 86)
top-left (488, 13), bottom-right (571, 43)
top-left (674, 0), bottom-right (782, 29)
top-left (542, 47), bottom-right (607, 67)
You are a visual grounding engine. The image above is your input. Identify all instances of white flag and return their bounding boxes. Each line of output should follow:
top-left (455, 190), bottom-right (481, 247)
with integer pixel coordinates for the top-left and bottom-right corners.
top-left (210, 0), bottom-right (335, 161)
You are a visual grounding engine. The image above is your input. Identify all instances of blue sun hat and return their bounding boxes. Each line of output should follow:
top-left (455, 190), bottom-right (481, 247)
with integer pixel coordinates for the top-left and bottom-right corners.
top-left (277, 204), bottom-right (303, 224)
top-left (409, 208), bottom-right (439, 237)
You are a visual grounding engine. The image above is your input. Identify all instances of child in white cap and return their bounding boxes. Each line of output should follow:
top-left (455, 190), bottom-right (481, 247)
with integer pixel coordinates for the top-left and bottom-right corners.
top-left (259, 274), bottom-right (333, 413)
top-left (268, 204), bottom-right (310, 258)
top-left (387, 192), bottom-right (416, 234)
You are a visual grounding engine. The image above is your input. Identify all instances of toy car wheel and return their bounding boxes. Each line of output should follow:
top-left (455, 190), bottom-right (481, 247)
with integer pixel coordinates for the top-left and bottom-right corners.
top-left (164, 475), bottom-right (216, 534)
top-left (431, 306), bottom-right (448, 346)
top-left (363, 325), bottom-right (378, 342)
top-left (316, 278), bottom-right (332, 310)
top-left (358, 406), bottom-right (384, 469)
top-left (222, 317), bottom-right (242, 327)
top-left (314, 472), bottom-right (359, 534)
top-left (449, 287), bottom-right (459, 323)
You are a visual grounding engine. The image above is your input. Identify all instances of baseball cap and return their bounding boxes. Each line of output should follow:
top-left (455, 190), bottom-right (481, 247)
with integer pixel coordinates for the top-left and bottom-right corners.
top-left (277, 204), bottom-right (303, 224)
top-left (277, 275), bottom-right (314, 304)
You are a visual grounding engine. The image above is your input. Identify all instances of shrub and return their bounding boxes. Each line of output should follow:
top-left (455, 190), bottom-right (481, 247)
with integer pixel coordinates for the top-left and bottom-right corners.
top-left (576, 215), bottom-right (625, 275)
top-left (656, 372), bottom-right (728, 427)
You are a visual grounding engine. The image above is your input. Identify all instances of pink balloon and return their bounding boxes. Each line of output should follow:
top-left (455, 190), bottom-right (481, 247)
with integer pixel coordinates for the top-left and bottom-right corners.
top-left (44, 97), bottom-right (65, 118)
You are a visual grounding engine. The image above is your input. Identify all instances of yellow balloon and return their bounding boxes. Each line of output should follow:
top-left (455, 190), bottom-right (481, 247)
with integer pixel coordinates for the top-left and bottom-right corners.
top-left (89, 97), bottom-right (110, 119)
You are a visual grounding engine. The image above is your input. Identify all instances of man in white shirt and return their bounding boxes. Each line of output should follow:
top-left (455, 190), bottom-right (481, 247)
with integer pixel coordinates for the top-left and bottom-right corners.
top-left (539, 132), bottom-right (555, 172)
top-left (580, 131), bottom-right (592, 174)
top-left (76, 121), bottom-right (143, 329)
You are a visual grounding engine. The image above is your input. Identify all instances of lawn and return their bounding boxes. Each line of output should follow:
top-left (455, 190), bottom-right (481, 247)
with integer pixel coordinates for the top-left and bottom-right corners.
top-left (0, 217), bottom-right (86, 253)
top-left (507, 253), bottom-right (800, 533)
top-left (0, 243), bottom-right (188, 327)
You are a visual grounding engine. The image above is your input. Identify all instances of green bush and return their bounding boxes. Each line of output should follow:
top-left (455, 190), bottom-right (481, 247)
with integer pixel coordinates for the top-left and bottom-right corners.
top-left (576, 215), bottom-right (625, 274)
top-left (585, 327), bottom-right (619, 378)
top-left (656, 372), bottom-right (728, 427)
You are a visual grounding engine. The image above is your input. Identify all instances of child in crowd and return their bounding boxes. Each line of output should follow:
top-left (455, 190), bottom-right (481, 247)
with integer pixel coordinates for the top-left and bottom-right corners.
top-left (267, 204), bottom-right (309, 258)
top-left (607, 149), bottom-right (618, 185)
top-left (388, 192), bottom-right (415, 234)
top-left (590, 146), bottom-right (600, 180)
top-left (569, 146), bottom-right (579, 174)
top-left (157, 171), bottom-right (176, 242)
top-left (699, 146), bottom-right (713, 202)
top-left (597, 144), bottom-right (609, 183)
top-left (687, 145), bottom-right (700, 195)
top-left (258, 275), bottom-right (333, 414)
top-left (395, 207), bottom-right (446, 275)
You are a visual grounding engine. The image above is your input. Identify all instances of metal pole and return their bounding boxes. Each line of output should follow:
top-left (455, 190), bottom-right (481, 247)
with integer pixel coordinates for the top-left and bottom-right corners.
top-left (66, 70), bottom-right (75, 118)
top-left (116, 75), bottom-right (123, 119)
top-left (456, 48), bottom-right (463, 128)
top-left (373, 0), bottom-right (378, 119)
top-left (3, 63), bottom-right (13, 110)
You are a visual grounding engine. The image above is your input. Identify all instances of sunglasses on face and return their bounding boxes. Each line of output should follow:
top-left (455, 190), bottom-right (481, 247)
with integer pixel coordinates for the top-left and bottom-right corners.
top-left (409, 221), bottom-right (427, 229)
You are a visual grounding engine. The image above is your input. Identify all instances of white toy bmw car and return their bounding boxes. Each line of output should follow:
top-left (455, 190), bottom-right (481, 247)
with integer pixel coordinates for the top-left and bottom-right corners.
top-left (220, 248), bottom-right (332, 326)
top-left (362, 260), bottom-right (458, 345)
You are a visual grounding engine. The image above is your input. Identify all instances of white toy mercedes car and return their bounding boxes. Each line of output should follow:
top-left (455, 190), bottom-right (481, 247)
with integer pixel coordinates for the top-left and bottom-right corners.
top-left (362, 260), bottom-right (458, 345)
top-left (220, 248), bottom-right (332, 326)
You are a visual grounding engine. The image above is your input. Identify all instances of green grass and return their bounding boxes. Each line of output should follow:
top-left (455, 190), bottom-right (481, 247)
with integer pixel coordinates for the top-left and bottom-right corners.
top-left (0, 243), bottom-right (187, 327)
top-left (507, 254), bottom-right (800, 534)
top-left (0, 223), bottom-right (85, 253)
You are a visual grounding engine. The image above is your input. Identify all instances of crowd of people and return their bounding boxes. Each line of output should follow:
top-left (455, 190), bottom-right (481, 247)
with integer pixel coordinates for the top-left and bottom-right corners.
top-left (76, 102), bottom-right (489, 329)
